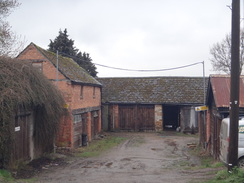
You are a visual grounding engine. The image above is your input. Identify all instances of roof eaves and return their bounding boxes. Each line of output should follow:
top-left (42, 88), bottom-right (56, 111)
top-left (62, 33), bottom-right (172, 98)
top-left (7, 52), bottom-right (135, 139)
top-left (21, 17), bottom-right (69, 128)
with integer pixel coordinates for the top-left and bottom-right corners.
top-left (71, 80), bottom-right (102, 87)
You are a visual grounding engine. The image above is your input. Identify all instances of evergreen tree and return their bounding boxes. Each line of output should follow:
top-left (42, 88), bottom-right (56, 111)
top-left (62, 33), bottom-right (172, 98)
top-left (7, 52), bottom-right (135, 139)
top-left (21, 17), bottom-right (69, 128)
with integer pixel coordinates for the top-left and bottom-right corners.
top-left (76, 52), bottom-right (98, 77)
top-left (48, 29), bottom-right (98, 77)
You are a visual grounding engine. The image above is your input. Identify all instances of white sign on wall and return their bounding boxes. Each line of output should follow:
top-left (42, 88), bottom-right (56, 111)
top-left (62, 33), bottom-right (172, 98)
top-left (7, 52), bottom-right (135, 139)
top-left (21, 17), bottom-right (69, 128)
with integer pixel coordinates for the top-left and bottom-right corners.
top-left (15, 126), bottom-right (20, 132)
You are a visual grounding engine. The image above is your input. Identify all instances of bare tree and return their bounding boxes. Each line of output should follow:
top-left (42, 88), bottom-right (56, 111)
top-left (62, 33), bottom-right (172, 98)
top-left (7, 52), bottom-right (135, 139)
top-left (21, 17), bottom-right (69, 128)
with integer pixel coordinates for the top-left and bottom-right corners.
top-left (210, 31), bottom-right (244, 74)
top-left (0, 0), bottom-right (25, 57)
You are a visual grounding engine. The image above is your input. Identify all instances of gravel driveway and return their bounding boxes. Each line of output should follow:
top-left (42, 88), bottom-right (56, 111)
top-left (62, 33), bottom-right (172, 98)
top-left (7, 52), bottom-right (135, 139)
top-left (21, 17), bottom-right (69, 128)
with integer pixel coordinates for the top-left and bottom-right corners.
top-left (29, 132), bottom-right (218, 183)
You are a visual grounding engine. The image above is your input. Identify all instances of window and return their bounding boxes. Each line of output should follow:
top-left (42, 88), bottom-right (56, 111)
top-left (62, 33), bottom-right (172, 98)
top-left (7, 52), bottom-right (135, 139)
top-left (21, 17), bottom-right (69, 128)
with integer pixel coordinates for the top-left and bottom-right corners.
top-left (93, 87), bottom-right (96, 98)
top-left (80, 85), bottom-right (84, 99)
top-left (73, 114), bottom-right (82, 124)
top-left (32, 62), bottom-right (43, 72)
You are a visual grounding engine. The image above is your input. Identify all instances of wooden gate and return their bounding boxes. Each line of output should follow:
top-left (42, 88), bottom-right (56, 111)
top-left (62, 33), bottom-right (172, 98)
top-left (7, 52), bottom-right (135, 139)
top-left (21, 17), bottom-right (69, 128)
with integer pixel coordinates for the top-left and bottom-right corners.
top-left (119, 105), bottom-right (155, 131)
top-left (211, 113), bottom-right (221, 159)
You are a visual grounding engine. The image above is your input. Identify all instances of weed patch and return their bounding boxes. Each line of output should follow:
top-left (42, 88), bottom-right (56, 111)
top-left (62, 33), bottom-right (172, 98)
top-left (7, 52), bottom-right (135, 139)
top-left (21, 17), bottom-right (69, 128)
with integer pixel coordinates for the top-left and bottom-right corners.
top-left (186, 144), bottom-right (244, 183)
top-left (76, 136), bottom-right (127, 158)
top-left (0, 169), bottom-right (14, 182)
top-left (203, 167), bottom-right (244, 183)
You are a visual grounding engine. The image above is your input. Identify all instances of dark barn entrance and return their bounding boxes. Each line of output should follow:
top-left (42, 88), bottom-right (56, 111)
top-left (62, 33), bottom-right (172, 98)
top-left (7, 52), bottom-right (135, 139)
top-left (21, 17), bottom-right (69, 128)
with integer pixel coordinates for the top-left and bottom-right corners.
top-left (163, 106), bottom-right (180, 130)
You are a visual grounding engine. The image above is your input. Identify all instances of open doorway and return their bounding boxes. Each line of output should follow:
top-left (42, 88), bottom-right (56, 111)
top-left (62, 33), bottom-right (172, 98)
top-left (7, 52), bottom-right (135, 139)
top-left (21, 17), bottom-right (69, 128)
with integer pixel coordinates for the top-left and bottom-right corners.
top-left (163, 106), bottom-right (180, 130)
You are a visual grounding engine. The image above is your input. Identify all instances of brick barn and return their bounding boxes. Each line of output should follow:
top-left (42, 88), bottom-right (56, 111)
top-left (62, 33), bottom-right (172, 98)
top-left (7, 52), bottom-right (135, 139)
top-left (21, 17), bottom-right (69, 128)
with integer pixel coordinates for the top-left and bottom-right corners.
top-left (98, 77), bottom-right (207, 133)
top-left (17, 43), bottom-right (102, 149)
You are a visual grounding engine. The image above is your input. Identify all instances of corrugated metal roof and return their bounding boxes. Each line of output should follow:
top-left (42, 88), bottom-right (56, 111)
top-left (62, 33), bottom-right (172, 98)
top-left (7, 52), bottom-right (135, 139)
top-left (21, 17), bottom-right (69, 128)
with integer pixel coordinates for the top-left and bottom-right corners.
top-left (98, 77), bottom-right (208, 105)
top-left (209, 75), bottom-right (244, 108)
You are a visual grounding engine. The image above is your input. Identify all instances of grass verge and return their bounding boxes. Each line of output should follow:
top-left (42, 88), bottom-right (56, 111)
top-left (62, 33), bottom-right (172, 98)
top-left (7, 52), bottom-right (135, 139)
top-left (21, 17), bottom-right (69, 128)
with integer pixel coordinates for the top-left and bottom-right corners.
top-left (75, 135), bottom-right (127, 158)
top-left (188, 145), bottom-right (244, 183)
top-left (202, 167), bottom-right (244, 183)
top-left (0, 169), bottom-right (14, 182)
top-left (189, 144), bottom-right (224, 169)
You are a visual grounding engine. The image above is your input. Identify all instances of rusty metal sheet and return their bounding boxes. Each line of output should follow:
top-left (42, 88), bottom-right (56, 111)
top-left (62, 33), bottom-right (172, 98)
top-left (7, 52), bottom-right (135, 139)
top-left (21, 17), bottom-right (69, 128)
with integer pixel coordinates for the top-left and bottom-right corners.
top-left (211, 76), bottom-right (244, 108)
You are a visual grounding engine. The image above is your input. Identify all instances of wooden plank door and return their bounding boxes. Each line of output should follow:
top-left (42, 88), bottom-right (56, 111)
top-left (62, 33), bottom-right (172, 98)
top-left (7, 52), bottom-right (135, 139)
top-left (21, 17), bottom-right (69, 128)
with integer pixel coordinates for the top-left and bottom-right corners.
top-left (73, 114), bottom-right (82, 148)
top-left (13, 114), bottom-right (31, 161)
top-left (137, 105), bottom-right (155, 131)
top-left (91, 111), bottom-right (99, 139)
top-left (119, 105), bottom-right (136, 131)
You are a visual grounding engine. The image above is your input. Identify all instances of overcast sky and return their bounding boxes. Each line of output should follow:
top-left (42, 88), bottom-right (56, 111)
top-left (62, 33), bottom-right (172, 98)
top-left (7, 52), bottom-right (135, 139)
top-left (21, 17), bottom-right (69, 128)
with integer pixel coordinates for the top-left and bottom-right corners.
top-left (8, 0), bottom-right (238, 77)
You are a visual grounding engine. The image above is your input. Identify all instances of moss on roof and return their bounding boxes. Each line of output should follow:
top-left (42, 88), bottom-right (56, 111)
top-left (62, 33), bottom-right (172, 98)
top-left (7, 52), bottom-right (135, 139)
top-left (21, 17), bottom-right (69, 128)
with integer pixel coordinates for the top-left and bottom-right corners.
top-left (33, 43), bottom-right (101, 86)
top-left (98, 77), bottom-right (208, 104)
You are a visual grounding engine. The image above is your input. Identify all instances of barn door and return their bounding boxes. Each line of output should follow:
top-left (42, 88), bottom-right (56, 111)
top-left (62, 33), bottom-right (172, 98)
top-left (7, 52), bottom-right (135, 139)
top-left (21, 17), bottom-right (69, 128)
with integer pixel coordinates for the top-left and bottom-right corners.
top-left (81, 113), bottom-right (88, 135)
top-left (119, 105), bottom-right (155, 131)
top-left (73, 114), bottom-right (82, 148)
top-left (91, 111), bottom-right (99, 139)
top-left (119, 105), bottom-right (135, 131)
top-left (137, 105), bottom-right (155, 131)
top-left (12, 114), bottom-right (31, 161)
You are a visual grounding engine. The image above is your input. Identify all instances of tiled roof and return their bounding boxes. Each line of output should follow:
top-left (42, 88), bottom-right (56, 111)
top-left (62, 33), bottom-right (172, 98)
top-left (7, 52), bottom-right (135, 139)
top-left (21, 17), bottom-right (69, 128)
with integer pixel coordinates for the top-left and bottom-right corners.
top-left (208, 75), bottom-right (244, 108)
top-left (98, 77), bottom-right (207, 105)
top-left (32, 43), bottom-right (101, 86)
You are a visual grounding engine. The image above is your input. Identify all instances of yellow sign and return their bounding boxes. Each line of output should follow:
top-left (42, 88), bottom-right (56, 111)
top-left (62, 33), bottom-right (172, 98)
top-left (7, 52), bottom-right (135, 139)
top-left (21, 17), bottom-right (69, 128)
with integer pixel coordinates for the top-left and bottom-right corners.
top-left (195, 106), bottom-right (208, 111)
top-left (239, 125), bottom-right (244, 133)
top-left (64, 104), bottom-right (69, 108)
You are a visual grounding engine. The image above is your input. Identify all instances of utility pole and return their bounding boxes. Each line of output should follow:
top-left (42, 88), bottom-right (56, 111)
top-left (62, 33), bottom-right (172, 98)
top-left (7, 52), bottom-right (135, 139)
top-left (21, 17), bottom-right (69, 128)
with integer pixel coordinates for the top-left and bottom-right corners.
top-left (228, 0), bottom-right (240, 171)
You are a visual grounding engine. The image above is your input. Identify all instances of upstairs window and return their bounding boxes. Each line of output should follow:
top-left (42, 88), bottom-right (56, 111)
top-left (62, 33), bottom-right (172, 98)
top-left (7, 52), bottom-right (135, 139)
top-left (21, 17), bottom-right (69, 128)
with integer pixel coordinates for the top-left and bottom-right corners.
top-left (32, 62), bottom-right (43, 72)
top-left (80, 85), bottom-right (84, 99)
top-left (93, 87), bottom-right (96, 98)
top-left (73, 114), bottom-right (82, 124)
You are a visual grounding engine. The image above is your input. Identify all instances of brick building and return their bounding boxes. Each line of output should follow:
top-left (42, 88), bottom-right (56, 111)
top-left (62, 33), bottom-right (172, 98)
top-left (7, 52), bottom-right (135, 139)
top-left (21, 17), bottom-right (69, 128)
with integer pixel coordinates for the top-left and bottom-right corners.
top-left (98, 77), bottom-right (207, 132)
top-left (17, 43), bottom-right (102, 149)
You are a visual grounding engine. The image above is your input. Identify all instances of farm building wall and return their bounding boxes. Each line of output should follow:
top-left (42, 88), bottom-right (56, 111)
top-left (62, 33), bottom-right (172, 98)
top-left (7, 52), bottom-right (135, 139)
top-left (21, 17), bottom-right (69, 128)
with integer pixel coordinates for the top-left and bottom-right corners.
top-left (155, 105), bottom-right (163, 131)
top-left (102, 104), bottom-right (198, 133)
top-left (107, 104), bottom-right (156, 131)
top-left (17, 43), bottom-right (102, 149)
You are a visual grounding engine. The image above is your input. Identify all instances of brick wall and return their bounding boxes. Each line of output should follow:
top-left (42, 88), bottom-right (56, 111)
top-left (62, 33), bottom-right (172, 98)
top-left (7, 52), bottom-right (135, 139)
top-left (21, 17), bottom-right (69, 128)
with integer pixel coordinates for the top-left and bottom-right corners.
top-left (109, 105), bottom-right (119, 131)
top-left (155, 105), bottom-right (163, 131)
top-left (18, 44), bottom-right (102, 148)
top-left (18, 44), bottom-right (45, 60)
top-left (56, 114), bottom-right (72, 147)
top-left (70, 84), bottom-right (101, 109)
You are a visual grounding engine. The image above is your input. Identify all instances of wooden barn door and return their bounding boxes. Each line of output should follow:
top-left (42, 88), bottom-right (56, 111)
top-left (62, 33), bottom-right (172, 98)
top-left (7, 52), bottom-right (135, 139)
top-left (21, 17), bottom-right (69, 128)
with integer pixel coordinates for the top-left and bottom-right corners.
top-left (119, 105), bottom-right (155, 131)
top-left (137, 105), bottom-right (155, 131)
top-left (119, 105), bottom-right (136, 131)
top-left (13, 114), bottom-right (31, 161)
top-left (73, 114), bottom-right (82, 148)
top-left (81, 113), bottom-right (88, 135)
top-left (91, 111), bottom-right (99, 139)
